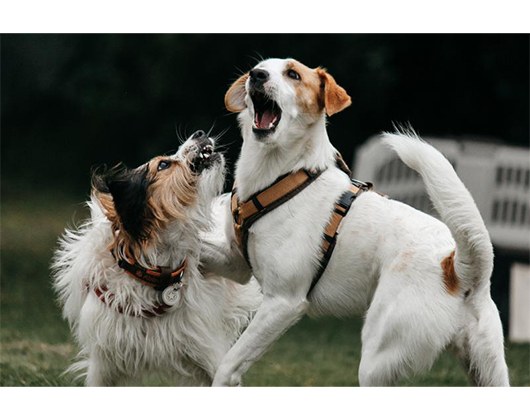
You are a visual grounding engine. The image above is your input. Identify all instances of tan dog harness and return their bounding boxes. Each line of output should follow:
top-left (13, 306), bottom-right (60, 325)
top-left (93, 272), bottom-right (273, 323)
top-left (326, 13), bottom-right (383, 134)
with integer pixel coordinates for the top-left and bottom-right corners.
top-left (231, 154), bottom-right (372, 295)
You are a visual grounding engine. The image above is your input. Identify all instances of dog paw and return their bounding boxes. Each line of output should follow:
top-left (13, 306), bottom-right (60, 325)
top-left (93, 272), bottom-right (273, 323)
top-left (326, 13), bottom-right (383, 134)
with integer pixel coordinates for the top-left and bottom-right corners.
top-left (212, 371), bottom-right (241, 387)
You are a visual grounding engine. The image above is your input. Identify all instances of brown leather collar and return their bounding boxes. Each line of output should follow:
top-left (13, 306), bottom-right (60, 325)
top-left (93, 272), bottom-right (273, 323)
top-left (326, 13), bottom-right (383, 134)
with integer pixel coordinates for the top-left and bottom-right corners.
top-left (231, 153), bottom-right (372, 296)
top-left (113, 248), bottom-right (187, 292)
top-left (94, 249), bottom-right (187, 317)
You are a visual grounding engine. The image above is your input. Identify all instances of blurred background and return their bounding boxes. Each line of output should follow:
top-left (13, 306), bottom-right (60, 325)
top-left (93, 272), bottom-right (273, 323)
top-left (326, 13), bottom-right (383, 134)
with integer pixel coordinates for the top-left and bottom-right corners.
top-left (1, 34), bottom-right (529, 386)
top-left (3, 34), bottom-right (529, 192)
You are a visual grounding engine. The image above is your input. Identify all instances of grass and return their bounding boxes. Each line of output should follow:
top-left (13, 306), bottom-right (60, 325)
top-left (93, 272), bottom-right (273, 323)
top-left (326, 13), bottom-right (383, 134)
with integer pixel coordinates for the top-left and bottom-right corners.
top-left (1, 191), bottom-right (529, 387)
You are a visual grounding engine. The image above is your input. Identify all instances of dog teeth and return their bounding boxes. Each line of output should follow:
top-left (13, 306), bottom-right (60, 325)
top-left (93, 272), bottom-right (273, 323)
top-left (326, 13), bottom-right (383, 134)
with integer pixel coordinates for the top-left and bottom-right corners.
top-left (198, 145), bottom-right (213, 160)
top-left (198, 146), bottom-right (212, 161)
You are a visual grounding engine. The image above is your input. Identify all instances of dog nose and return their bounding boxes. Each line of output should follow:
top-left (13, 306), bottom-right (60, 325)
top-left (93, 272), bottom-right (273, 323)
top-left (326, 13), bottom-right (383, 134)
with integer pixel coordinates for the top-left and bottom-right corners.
top-left (249, 69), bottom-right (269, 84)
top-left (192, 130), bottom-right (206, 139)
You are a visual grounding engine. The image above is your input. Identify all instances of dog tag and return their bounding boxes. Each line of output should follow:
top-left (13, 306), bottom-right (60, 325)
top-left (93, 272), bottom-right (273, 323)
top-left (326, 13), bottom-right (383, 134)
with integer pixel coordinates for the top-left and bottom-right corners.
top-left (161, 283), bottom-right (182, 306)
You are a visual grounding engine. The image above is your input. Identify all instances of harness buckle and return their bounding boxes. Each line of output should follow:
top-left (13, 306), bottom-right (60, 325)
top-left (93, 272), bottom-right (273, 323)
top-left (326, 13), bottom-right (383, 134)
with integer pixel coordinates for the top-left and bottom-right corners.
top-left (351, 178), bottom-right (373, 191)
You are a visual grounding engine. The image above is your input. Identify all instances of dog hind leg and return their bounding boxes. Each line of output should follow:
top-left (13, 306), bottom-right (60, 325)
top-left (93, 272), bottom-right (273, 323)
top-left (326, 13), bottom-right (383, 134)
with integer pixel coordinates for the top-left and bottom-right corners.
top-left (359, 320), bottom-right (447, 386)
top-left (359, 271), bottom-right (459, 386)
top-left (454, 294), bottom-right (510, 386)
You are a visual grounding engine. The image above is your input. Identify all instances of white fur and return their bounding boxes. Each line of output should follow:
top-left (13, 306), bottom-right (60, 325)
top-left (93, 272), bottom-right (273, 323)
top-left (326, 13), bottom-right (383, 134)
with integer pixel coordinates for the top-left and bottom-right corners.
top-left (203, 58), bottom-right (509, 386)
top-left (52, 135), bottom-right (261, 386)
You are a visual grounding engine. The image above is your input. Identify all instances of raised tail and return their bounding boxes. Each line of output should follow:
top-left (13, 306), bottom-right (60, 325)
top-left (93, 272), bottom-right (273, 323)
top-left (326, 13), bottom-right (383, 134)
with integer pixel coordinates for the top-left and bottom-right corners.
top-left (382, 129), bottom-right (493, 296)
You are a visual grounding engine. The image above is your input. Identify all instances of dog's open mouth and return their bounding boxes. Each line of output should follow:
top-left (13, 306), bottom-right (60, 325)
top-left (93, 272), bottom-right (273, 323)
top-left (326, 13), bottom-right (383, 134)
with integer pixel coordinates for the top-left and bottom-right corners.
top-left (251, 91), bottom-right (282, 135)
top-left (190, 143), bottom-right (218, 173)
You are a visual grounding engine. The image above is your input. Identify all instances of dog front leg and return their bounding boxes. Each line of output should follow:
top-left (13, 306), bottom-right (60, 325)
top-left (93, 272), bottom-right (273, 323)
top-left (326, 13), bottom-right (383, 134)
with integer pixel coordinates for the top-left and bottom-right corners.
top-left (212, 295), bottom-right (308, 386)
top-left (85, 351), bottom-right (122, 386)
top-left (201, 238), bottom-right (252, 284)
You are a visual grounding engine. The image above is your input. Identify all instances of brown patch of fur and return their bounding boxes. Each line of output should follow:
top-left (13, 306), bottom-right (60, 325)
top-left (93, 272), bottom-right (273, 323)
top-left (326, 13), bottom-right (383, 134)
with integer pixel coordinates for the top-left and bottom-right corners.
top-left (285, 60), bottom-right (351, 117)
top-left (225, 73), bottom-right (249, 112)
top-left (93, 156), bottom-right (197, 261)
top-left (145, 156), bottom-right (197, 235)
top-left (287, 60), bottom-right (324, 116)
top-left (441, 250), bottom-right (459, 295)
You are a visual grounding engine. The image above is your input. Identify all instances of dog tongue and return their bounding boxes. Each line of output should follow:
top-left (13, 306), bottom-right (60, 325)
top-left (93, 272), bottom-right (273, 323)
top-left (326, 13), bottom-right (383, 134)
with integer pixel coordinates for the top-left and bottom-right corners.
top-left (257, 110), bottom-right (276, 129)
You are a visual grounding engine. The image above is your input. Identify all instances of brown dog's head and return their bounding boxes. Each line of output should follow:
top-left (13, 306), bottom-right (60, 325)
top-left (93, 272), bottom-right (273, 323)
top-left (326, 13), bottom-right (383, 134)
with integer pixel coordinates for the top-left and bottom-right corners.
top-left (92, 130), bottom-right (225, 254)
top-left (225, 58), bottom-right (351, 144)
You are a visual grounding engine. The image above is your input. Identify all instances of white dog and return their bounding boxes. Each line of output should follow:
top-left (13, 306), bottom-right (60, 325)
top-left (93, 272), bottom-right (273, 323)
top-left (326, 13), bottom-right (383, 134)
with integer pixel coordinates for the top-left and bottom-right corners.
top-left (52, 130), bottom-right (261, 386)
top-left (202, 58), bottom-right (510, 386)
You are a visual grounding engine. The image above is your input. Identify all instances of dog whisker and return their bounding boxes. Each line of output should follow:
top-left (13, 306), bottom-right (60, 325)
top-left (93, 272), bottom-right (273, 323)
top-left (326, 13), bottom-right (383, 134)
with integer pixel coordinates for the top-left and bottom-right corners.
top-left (233, 66), bottom-right (246, 77)
top-left (212, 127), bottom-right (230, 142)
top-left (248, 52), bottom-right (266, 65)
top-left (207, 121), bottom-right (217, 138)
top-left (174, 123), bottom-right (187, 145)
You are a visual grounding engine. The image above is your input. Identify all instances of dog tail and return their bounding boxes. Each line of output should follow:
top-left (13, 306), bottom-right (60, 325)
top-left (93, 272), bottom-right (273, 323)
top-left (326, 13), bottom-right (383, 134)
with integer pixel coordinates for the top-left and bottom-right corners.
top-left (382, 128), bottom-right (493, 297)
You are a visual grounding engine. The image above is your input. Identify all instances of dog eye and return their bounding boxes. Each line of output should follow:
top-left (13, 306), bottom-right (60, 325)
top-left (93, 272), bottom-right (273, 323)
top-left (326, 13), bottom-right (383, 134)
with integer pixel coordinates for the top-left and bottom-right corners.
top-left (286, 69), bottom-right (301, 80)
top-left (157, 160), bottom-right (171, 171)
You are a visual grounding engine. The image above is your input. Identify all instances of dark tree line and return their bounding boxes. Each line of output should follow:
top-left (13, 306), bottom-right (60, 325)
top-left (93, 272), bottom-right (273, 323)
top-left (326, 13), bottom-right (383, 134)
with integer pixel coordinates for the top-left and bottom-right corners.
top-left (2, 34), bottom-right (528, 195)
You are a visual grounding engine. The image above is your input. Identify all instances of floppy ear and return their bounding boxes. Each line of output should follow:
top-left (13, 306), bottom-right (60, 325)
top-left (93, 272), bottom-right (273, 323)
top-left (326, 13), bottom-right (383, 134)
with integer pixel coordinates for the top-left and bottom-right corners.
top-left (316, 68), bottom-right (351, 116)
top-left (92, 165), bottom-right (151, 241)
top-left (225, 73), bottom-right (249, 113)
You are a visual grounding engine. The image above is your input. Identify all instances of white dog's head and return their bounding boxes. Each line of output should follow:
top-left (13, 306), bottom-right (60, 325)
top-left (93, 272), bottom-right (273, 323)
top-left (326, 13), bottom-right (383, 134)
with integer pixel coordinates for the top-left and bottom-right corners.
top-left (92, 130), bottom-right (225, 253)
top-left (225, 58), bottom-right (351, 147)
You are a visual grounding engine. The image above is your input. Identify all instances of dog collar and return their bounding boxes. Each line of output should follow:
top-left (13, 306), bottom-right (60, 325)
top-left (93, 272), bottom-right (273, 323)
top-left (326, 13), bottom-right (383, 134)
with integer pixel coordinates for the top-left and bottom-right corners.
top-left (112, 248), bottom-right (187, 292)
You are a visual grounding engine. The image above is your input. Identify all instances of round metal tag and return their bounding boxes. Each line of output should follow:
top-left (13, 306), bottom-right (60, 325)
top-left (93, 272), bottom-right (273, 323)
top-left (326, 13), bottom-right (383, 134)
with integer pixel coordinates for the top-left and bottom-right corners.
top-left (161, 283), bottom-right (182, 306)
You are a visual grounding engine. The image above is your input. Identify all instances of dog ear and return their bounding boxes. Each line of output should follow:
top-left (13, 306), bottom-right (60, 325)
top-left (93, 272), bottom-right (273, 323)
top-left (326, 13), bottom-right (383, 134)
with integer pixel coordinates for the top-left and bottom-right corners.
top-left (225, 73), bottom-right (249, 113)
top-left (91, 165), bottom-right (111, 195)
top-left (316, 68), bottom-right (351, 116)
top-left (93, 165), bottom-right (152, 241)
top-left (108, 166), bottom-right (151, 241)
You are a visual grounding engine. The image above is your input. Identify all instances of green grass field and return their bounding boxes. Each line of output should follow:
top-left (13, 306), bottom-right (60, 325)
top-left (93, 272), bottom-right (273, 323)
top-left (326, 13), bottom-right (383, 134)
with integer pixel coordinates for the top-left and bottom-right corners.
top-left (1, 192), bottom-right (529, 386)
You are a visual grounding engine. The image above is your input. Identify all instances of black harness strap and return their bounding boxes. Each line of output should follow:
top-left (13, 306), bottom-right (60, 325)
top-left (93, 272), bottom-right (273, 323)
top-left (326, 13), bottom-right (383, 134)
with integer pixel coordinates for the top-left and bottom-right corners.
top-left (307, 182), bottom-right (367, 295)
